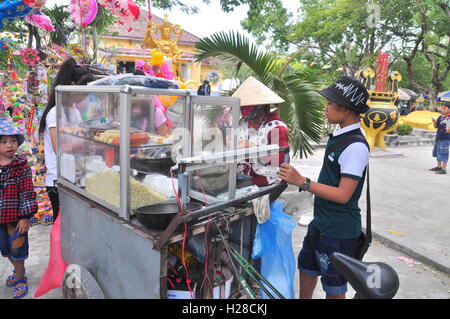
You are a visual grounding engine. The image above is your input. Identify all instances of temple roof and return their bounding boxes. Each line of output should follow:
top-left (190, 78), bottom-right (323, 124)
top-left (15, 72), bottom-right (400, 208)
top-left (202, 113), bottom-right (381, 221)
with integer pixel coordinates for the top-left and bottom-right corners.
top-left (103, 9), bottom-right (201, 46)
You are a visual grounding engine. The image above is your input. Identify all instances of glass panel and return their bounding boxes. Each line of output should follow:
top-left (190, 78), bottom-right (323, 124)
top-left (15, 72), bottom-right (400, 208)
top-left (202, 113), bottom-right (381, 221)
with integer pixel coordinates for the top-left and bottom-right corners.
top-left (57, 89), bottom-right (121, 210)
top-left (189, 102), bottom-right (236, 202)
top-left (128, 93), bottom-right (183, 209)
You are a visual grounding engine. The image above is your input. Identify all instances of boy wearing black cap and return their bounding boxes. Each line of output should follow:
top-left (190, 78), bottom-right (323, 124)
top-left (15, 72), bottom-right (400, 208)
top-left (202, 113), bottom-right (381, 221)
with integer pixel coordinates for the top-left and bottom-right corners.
top-left (279, 76), bottom-right (370, 299)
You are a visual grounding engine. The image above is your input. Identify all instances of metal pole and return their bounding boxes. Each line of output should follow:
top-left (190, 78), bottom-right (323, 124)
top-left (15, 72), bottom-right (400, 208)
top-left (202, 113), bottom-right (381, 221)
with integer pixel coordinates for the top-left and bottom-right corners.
top-left (119, 87), bottom-right (131, 220)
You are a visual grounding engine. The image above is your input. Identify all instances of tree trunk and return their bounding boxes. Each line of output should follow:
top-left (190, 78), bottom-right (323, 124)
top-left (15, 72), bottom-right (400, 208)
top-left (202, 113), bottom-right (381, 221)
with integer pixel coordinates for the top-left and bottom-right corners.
top-left (92, 28), bottom-right (98, 64)
top-left (28, 24), bottom-right (33, 48)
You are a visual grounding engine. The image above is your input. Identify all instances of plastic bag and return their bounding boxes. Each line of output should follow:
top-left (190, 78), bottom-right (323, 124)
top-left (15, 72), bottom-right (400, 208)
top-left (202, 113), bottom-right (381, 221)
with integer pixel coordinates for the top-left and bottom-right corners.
top-left (252, 201), bottom-right (297, 299)
top-left (34, 214), bottom-right (68, 298)
top-left (88, 74), bottom-right (179, 89)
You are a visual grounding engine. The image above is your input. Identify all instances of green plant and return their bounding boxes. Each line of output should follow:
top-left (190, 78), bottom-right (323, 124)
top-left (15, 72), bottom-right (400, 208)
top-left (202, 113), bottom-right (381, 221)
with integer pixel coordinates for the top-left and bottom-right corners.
top-left (396, 124), bottom-right (413, 136)
top-left (194, 31), bottom-right (325, 158)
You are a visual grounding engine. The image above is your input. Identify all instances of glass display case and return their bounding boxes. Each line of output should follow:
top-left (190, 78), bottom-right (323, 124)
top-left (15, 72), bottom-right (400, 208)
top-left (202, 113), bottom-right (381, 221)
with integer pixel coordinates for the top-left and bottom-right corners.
top-left (55, 85), bottom-right (241, 220)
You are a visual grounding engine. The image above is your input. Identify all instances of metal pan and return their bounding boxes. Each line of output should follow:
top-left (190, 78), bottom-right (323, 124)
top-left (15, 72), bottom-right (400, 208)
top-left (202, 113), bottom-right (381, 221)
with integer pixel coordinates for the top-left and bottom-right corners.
top-left (135, 200), bottom-right (202, 230)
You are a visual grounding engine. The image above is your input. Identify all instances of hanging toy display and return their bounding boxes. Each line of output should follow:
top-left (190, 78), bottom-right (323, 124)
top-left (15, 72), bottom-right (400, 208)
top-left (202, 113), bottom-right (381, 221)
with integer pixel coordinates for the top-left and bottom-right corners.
top-left (0, 32), bottom-right (19, 52)
top-left (23, 0), bottom-right (46, 8)
top-left (69, 0), bottom-right (98, 27)
top-left (98, 0), bottom-right (140, 32)
top-left (25, 13), bottom-right (56, 32)
top-left (19, 47), bottom-right (41, 66)
top-left (0, 0), bottom-right (33, 29)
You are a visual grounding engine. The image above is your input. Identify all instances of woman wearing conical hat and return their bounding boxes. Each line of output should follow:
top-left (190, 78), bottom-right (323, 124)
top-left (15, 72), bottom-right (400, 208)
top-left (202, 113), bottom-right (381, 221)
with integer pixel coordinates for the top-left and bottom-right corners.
top-left (232, 76), bottom-right (289, 186)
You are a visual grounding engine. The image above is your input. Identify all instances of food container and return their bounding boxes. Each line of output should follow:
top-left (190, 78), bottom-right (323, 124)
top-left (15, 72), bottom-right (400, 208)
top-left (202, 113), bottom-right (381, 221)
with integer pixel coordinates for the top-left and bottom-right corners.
top-left (135, 200), bottom-right (202, 230)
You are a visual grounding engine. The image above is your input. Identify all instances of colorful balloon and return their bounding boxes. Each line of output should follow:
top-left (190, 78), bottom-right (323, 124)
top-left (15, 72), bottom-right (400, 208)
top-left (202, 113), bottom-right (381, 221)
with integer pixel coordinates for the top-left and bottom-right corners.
top-left (70, 0), bottom-right (98, 27)
top-left (98, 0), bottom-right (140, 32)
top-left (25, 13), bottom-right (55, 32)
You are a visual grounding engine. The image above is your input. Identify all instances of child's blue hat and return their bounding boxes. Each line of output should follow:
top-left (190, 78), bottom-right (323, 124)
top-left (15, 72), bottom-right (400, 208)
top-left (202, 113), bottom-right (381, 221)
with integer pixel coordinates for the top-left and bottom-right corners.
top-left (0, 118), bottom-right (25, 146)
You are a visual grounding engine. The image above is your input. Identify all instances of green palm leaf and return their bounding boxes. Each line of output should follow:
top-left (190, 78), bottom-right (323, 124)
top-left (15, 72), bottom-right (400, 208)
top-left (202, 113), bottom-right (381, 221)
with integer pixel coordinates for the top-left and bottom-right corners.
top-left (194, 31), bottom-right (325, 158)
top-left (284, 74), bottom-right (325, 158)
top-left (194, 31), bottom-right (278, 86)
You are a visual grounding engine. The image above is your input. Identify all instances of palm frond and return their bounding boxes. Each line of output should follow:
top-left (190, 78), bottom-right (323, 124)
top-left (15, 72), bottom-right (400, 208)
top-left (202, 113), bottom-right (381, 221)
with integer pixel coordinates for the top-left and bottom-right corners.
top-left (283, 74), bottom-right (325, 158)
top-left (194, 31), bottom-right (277, 86)
top-left (194, 31), bottom-right (326, 158)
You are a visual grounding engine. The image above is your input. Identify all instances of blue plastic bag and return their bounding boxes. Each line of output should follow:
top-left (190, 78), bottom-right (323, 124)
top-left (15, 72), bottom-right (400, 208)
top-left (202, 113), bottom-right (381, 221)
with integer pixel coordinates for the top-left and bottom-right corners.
top-left (252, 201), bottom-right (297, 299)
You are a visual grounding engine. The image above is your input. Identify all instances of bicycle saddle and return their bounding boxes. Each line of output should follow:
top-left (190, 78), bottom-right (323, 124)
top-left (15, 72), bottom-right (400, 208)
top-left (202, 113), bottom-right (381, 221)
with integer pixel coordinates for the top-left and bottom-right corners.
top-left (331, 252), bottom-right (399, 299)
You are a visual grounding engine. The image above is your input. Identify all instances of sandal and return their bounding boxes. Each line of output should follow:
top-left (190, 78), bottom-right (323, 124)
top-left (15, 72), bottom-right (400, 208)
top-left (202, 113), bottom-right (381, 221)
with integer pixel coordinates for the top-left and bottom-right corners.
top-left (5, 270), bottom-right (16, 288)
top-left (429, 167), bottom-right (441, 171)
top-left (435, 169), bottom-right (447, 174)
top-left (13, 277), bottom-right (28, 299)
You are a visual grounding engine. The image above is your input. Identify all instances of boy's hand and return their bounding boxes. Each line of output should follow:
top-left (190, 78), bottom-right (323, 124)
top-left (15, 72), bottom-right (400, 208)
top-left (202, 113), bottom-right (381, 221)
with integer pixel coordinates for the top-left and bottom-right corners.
top-left (279, 163), bottom-right (305, 187)
top-left (16, 219), bottom-right (30, 235)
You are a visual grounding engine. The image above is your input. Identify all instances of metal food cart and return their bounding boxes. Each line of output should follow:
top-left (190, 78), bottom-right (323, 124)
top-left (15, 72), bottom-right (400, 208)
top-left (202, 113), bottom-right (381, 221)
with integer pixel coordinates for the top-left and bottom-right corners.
top-left (55, 84), bottom-right (288, 299)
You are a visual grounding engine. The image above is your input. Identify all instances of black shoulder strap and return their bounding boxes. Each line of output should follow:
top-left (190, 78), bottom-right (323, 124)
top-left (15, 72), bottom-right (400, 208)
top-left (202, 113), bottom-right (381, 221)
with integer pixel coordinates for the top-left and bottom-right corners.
top-left (325, 134), bottom-right (367, 157)
top-left (325, 134), bottom-right (371, 242)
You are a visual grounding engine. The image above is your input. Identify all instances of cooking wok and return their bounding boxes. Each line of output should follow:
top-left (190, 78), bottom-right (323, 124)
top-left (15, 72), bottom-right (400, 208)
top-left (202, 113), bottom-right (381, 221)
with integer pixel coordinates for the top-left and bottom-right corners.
top-left (130, 156), bottom-right (175, 176)
top-left (135, 200), bottom-right (202, 231)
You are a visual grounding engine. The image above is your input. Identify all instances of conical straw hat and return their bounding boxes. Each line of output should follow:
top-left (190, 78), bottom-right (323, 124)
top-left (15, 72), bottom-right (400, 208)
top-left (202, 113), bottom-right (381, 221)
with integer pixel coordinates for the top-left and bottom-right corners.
top-left (232, 76), bottom-right (285, 106)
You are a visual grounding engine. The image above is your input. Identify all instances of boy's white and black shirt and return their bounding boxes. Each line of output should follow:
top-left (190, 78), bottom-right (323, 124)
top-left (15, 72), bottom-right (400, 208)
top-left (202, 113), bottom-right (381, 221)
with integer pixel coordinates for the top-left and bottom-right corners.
top-left (331, 123), bottom-right (370, 180)
top-left (313, 122), bottom-right (370, 239)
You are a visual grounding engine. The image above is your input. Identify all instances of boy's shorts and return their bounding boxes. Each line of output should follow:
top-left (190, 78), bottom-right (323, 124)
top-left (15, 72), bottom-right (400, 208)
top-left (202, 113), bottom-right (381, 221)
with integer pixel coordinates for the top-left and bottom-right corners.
top-left (432, 140), bottom-right (449, 162)
top-left (0, 222), bottom-right (29, 262)
top-left (298, 223), bottom-right (357, 296)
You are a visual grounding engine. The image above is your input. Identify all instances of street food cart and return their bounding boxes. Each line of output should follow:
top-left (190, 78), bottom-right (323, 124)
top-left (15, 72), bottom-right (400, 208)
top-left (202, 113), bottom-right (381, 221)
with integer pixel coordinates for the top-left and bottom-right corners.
top-left (55, 84), bottom-right (288, 299)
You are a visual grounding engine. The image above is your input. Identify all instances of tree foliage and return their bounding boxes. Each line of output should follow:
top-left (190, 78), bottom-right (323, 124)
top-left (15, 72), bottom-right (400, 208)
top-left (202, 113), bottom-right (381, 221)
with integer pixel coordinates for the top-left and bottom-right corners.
top-left (238, 0), bottom-right (449, 104)
top-left (195, 31), bottom-right (326, 158)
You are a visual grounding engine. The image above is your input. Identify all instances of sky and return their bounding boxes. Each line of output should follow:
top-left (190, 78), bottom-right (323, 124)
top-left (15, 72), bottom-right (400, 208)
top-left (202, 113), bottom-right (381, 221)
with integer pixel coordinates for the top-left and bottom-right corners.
top-left (44, 0), bottom-right (300, 39)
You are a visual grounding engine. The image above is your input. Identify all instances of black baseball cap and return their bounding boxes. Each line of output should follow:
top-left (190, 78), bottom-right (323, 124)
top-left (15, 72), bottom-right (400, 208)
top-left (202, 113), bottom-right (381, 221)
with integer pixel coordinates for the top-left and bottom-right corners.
top-left (318, 76), bottom-right (370, 114)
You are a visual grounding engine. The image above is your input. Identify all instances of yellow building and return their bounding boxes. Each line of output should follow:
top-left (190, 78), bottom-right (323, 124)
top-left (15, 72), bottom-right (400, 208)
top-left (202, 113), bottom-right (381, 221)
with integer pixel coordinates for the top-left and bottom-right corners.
top-left (96, 10), bottom-right (222, 90)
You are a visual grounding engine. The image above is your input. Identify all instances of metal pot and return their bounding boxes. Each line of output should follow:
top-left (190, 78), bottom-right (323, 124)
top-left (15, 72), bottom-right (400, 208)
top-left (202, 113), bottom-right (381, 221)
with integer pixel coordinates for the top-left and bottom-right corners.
top-left (135, 200), bottom-right (202, 230)
top-left (130, 156), bottom-right (175, 176)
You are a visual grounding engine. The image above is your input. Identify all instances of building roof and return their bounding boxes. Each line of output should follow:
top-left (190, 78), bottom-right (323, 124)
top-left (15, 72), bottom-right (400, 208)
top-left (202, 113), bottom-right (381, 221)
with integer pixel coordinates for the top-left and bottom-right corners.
top-left (100, 10), bottom-right (222, 66)
top-left (103, 9), bottom-right (201, 45)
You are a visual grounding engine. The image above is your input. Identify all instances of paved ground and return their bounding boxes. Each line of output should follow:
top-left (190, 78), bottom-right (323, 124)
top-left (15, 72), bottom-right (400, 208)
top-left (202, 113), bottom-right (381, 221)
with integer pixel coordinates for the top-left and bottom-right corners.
top-left (0, 145), bottom-right (449, 299)
top-left (289, 144), bottom-right (450, 299)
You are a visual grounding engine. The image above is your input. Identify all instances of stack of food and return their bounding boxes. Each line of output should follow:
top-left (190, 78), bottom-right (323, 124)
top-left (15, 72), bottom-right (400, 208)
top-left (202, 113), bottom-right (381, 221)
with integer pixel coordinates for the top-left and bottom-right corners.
top-left (85, 170), bottom-right (168, 210)
top-left (94, 129), bottom-right (150, 146)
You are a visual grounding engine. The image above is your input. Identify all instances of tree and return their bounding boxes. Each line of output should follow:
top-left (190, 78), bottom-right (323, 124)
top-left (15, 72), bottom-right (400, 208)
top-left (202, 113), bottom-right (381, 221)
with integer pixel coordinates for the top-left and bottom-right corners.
top-left (237, 0), bottom-right (450, 106)
top-left (43, 4), bottom-right (76, 47)
top-left (194, 31), bottom-right (326, 158)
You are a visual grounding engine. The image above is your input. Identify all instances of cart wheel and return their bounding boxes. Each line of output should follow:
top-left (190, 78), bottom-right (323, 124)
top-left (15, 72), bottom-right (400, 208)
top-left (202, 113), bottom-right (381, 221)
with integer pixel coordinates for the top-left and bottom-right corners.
top-left (62, 264), bottom-right (105, 299)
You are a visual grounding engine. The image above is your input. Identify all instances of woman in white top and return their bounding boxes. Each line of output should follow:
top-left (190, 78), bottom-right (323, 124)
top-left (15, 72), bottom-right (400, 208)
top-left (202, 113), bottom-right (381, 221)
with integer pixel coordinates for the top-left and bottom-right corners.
top-left (38, 58), bottom-right (93, 224)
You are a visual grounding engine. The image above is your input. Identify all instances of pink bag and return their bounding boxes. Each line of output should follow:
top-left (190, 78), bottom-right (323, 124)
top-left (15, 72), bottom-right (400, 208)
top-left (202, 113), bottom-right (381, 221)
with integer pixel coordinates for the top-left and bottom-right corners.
top-left (34, 214), bottom-right (68, 298)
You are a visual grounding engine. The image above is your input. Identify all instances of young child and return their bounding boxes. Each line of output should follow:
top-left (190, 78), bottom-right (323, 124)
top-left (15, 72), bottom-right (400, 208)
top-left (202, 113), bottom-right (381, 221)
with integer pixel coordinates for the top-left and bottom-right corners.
top-left (0, 118), bottom-right (38, 299)
top-left (430, 101), bottom-right (450, 174)
top-left (279, 76), bottom-right (370, 299)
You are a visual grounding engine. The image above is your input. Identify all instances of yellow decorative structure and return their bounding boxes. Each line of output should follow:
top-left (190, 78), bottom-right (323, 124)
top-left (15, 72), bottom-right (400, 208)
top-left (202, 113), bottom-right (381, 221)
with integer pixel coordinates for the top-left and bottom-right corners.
top-left (401, 110), bottom-right (440, 131)
top-left (96, 10), bottom-right (222, 89)
top-left (143, 13), bottom-right (192, 84)
top-left (144, 14), bottom-right (183, 64)
top-left (357, 68), bottom-right (402, 150)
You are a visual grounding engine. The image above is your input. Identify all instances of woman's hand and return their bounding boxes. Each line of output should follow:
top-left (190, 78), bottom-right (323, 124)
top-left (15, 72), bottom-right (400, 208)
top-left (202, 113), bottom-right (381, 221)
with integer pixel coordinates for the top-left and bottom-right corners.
top-left (237, 140), bottom-right (257, 149)
top-left (279, 163), bottom-right (304, 187)
top-left (16, 219), bottom-right (30, 235)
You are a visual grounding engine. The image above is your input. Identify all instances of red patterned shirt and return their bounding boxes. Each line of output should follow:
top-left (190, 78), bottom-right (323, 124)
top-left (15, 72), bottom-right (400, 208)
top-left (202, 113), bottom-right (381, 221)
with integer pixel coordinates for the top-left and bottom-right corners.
top-left (0, 155), bottom-right (37, 223)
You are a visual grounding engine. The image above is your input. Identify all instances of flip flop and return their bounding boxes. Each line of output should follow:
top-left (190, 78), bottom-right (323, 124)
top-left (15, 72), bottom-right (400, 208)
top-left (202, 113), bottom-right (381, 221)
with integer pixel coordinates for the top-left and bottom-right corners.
top-left (5, 270), bottom-right (16, 288)
top-left (13, 277), bottom-right (28, 299)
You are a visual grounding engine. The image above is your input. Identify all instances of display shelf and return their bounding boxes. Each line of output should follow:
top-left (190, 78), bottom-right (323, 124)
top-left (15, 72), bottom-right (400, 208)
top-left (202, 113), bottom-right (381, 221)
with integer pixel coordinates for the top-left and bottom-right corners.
top-left (60, 131), bottom-right (173, 150)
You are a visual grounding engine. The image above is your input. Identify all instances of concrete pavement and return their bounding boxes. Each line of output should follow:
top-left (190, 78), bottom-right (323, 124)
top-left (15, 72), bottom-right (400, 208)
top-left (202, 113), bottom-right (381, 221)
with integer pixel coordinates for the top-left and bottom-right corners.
top-left (287, 144), bottom-right (450, 275)
top-left (0, 145), bottom-right (449, 299)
